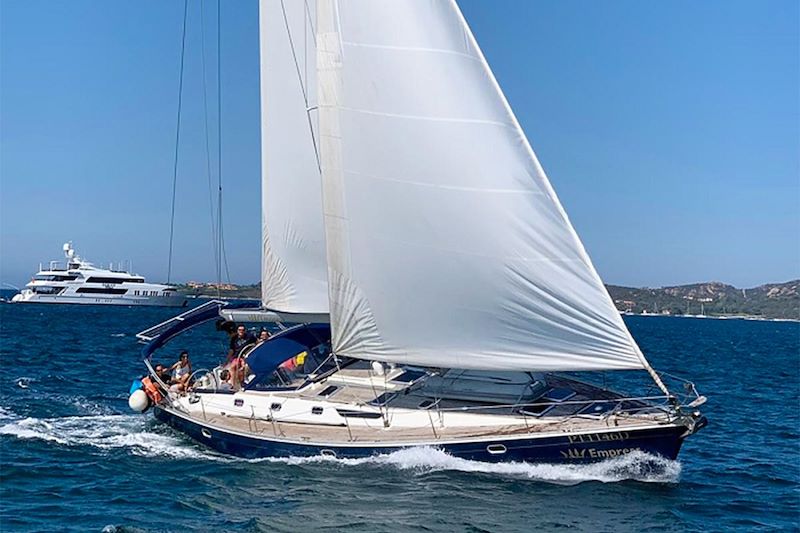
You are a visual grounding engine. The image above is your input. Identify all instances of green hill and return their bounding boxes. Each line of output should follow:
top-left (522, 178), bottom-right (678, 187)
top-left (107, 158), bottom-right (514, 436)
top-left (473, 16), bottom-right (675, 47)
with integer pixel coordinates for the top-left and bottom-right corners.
top-left (607, 280), bottom-right (799, 320)
top-left (175, 279), bottom-right (800, 321)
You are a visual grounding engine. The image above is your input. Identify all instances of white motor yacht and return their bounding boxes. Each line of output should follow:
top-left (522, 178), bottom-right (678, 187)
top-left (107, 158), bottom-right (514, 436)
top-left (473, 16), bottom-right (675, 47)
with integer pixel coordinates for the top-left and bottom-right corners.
top-left (12, 242), bottom-right (187, 307)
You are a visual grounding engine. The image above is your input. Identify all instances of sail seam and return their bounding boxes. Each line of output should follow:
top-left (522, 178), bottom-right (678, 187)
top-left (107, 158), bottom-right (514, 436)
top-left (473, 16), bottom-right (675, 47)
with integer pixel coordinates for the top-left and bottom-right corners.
top-left (338, 105), bottom-right (512, 127)
top-left (341, 40), bottom-right (480, 62)
top-left (343, 169), bottom-right (545, 194)
top-left (342, 230), bottom-right (585, 263)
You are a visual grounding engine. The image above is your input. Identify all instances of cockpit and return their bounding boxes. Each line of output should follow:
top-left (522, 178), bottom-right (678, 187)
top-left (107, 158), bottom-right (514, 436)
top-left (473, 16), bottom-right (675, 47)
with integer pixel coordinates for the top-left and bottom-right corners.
top-left (192, 323), bottom-right (348, 393)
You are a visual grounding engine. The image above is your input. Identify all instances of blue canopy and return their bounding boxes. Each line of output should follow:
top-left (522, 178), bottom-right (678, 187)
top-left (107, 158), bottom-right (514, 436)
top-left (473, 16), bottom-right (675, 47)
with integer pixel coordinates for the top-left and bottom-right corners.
top-left (140, 300), bottom-right (259, 359)
top-left (243, 323), bottom-right (331, 390)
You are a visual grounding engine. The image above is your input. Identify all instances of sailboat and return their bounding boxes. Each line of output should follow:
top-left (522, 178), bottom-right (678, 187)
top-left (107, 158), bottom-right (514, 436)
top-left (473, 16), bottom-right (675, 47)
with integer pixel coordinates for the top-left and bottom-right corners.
top-left (130, 0), bottom-right (707, 463)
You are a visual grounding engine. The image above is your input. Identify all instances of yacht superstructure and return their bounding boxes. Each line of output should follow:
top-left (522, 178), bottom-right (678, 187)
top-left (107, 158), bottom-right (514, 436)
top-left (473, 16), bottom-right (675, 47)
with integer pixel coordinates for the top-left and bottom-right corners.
top-left (12, 243), bottom-right (188, 307)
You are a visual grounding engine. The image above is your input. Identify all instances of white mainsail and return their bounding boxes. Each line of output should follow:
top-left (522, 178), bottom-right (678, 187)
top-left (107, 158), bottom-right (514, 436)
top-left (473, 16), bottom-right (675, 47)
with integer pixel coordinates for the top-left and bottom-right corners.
top-left (259, 0), bottom-right (328, 315)
top-left (317, 0), bottom-right (652, 372)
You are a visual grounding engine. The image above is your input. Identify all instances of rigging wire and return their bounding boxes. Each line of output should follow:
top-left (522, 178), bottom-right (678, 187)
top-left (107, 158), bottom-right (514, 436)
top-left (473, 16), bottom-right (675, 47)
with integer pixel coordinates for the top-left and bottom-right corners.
top-left (280, 0), bottom-right (321, 172)
top-left (216, 0), bottom-right (232, 294)
top-left (167, 0), bottom-right (190, 285)
top-left (303, 0), bottom-right (317, 46)
top-left (216, 0), bottom-right (222, 296)
top-left (199, 0), bottom-right (220, 275)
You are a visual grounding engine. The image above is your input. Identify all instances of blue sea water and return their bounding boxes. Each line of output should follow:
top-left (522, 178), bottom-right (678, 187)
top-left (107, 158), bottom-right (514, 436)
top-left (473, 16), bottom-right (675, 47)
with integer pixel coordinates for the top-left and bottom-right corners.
top-left (0, 300), bottom-right (798, 532)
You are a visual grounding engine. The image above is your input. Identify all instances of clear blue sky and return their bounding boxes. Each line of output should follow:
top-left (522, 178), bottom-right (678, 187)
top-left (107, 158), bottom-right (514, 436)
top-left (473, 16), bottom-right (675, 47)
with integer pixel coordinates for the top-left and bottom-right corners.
top-left (1, 0), bottom-right (797, 289)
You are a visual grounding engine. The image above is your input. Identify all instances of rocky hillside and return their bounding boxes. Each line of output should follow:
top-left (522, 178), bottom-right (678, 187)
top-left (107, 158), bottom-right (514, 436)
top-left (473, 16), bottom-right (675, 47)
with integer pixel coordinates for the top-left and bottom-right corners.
top-left (175, 282), bottom-right (261, 299)
top-left (176, 279), bottom-right (800, 321)
top-left (607, 280), bottom-right (799, 320)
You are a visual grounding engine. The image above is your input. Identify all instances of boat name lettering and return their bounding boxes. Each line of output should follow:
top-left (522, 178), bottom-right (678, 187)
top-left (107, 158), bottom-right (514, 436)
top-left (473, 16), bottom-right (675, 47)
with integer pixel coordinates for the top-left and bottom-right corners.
top-left (567, 431), bottom-right (629, 444)
top-left (561, 448), bottom-right (586, 459)
top-left (560, 447), bottom-right (640, 460)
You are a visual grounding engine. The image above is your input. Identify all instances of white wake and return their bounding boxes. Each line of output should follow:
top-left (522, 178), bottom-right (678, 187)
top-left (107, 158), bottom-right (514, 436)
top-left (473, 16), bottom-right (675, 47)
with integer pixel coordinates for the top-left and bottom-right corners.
top-left (0, 407), bottom-right (681, 483)
top-left (0, 412), bottom-right (219, 460)
top-left (254, 446), bottom-right (681, 484)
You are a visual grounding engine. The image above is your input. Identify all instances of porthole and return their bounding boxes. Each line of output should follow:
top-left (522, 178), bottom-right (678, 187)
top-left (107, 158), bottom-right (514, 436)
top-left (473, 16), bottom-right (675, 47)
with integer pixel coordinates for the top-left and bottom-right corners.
top-left (487, 444), bottom-right (507, 455)
top-left (312, 407), bottom-right (324, 415)
top-left (201, 428), bottom-right (212, 439)
top-left (270, 403), bottom-right (282, 411)
top-left (321, 449), bottom-right (336, 458)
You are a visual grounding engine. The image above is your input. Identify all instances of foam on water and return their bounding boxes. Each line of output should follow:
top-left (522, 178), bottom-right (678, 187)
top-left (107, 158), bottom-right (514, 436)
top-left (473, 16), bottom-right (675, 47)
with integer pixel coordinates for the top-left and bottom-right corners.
top-left (0, 393), bottom-right (682, 484)
top-left (0, 410), bottom-right (220, 460)
top-left (68, 396), bottom-right (118, 416)
top-left (255, 446), bottom-right (681, 484)
top-left (0, 404), bottom-right (680, 483)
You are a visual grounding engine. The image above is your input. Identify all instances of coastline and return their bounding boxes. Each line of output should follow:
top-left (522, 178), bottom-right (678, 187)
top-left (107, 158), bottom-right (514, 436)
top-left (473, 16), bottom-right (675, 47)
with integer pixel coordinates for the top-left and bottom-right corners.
top-left (621, 312), bottom-right (799, 323)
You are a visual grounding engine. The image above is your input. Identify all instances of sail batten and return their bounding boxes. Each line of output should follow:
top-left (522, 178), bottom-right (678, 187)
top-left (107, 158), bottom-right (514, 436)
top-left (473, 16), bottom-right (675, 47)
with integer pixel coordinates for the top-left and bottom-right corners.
top-left (259, 0), bottom-right (329, 314)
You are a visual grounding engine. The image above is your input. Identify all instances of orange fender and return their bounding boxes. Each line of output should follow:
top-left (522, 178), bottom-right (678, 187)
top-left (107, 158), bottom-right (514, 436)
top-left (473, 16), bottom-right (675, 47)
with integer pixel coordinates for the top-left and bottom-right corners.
top-left (142, 376), bottom-right (163, 404)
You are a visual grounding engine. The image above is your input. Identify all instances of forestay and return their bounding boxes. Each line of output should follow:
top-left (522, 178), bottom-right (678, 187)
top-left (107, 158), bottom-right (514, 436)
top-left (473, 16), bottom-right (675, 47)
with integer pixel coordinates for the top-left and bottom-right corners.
top-left (259, 0), bottom-right (329, 314)
top-left (317, 0), bottom-right (651, 371)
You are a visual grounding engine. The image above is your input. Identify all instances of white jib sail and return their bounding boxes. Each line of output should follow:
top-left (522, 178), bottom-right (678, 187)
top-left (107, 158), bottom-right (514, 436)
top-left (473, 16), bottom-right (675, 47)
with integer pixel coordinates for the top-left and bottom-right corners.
top-left (259, 0), bottom-right (329, 314)
top-left (317, 0), bottom-right (651, 372)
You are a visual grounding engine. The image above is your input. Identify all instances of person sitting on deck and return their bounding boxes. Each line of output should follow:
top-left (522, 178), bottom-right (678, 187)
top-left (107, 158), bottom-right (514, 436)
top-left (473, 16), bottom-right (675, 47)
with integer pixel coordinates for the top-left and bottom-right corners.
top-left (227, 353), bottom-right (249, 390)
top-left (153, 364), bottom-right (172, 385)
top-left (218, 369), bottom-right (234, 392)
top-left (169, 351), bottom-right (192, 392)
top-left (256, 328), bottom-right (270, 344)
top-left (227, 325), bottom-right (256, 363)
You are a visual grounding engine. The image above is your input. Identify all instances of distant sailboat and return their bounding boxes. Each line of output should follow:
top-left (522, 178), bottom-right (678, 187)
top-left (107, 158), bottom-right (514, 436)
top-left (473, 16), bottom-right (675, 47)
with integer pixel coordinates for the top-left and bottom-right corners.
top-left (130, 0), bottom-right (706, 463)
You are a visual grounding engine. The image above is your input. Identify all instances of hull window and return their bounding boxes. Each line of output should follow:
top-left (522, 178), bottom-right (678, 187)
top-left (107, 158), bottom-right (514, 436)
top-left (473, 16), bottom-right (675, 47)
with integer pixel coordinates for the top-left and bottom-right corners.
top-left (76, 287), bottom-right (128, 295)
top-left (34, 274), bottom-right (77, 282)
top-left (32, 286), bottom-right (65, 295)
top-left (487, 444), bottom-right (507, 455)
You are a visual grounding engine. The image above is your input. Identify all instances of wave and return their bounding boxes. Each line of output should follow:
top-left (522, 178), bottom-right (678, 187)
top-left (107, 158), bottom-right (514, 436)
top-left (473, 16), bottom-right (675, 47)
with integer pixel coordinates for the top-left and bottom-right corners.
top-left (0, 406), bottom-right (15, 421)
top-left (0, 412), bottom-right (220, 461)
top-left (254, 447), bottom-right (681, 484)
top-left (0, 407), bottom-right (680, 483)
top-left (15, 377), bottom-right (33, 389)
top-left (7, 385), bottom-right (122, 417)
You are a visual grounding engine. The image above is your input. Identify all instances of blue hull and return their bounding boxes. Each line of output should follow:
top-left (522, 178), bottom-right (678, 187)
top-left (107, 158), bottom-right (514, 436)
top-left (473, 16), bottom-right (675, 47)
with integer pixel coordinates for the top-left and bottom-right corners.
top-left (154, 406), bottom-right (692, 463)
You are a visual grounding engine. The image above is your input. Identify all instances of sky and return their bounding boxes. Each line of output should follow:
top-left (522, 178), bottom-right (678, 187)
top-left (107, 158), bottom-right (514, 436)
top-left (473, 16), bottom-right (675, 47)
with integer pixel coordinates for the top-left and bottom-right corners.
top-left (1, 0), bottom-right (798, 289)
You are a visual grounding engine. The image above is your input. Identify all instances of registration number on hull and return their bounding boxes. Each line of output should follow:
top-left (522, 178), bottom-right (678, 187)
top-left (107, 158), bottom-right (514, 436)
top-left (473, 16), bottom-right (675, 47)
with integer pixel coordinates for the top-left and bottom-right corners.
top-left (567, 431), bottom-right (630, 444)
top-left (560, 431), bottom-right (640, 460)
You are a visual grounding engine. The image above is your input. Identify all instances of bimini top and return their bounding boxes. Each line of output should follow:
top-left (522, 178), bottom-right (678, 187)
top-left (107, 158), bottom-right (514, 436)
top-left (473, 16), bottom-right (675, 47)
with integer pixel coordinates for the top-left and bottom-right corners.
top-left (243, 323), bottom-right (331, 390)
top-left (138, 300), bottom-right (259, 358)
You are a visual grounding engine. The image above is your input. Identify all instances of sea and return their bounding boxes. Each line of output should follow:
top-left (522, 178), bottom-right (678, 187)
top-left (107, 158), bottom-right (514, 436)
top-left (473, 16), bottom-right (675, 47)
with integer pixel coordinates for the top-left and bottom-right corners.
top-left (0, 296), bottom-right (798, 532)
